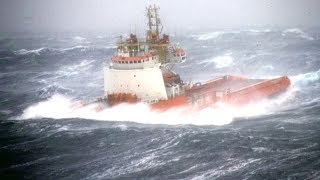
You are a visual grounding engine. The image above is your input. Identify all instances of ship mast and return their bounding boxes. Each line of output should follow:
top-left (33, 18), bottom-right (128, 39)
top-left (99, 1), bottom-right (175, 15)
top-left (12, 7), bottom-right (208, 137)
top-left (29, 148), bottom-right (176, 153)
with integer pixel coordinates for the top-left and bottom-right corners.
top-left (146, 4), bottom-right (162, 41)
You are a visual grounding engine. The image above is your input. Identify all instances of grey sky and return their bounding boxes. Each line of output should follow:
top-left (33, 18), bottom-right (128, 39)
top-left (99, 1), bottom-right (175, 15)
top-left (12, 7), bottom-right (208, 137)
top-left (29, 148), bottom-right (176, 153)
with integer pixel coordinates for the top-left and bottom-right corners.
top-left (0, 0), bottom-right (319, 33)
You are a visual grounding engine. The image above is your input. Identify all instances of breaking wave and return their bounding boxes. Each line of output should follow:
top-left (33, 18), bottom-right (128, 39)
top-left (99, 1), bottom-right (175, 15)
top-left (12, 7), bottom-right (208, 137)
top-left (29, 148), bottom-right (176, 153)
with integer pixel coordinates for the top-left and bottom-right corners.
top-left (198, 53), bottom-right (234, 68)
top-left (244, 29), bottom-right (272, 33)
top-left (193, 29), bottom-right (271, 41)
top-left (291, 68), bottom-right (320, 85)
top-left (16, 94), bottom-right (231, 125)
top-left (14, 47), bottom-right (49, 55)
top-left (194, 28), bottom-right (314, 41)
top-left (13, 45), bottom-right (115, 56)
top-left (195, 32), bottom-right (226, 41)
top-left (16, 59), bottom-right (316, 126)
top-left (73, 36), bottom-right (88, 43)
top-left (282, 28), bottom-right (314, 40)
top-left (16, 87), bottom-right (294, 126)
top-left (16, 67), bottom-right (318, 126)
top-left (56, 59), bottom-right (95, 77)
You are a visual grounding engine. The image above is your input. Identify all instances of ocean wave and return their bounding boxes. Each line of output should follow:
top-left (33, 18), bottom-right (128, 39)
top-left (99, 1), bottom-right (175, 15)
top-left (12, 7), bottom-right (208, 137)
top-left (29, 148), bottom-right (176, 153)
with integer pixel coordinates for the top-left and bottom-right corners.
top-left (73, 36), bottom-right (87, 43)
top-left (59, 45), bottom-right (95, 52)
top-left (193, 29), bottom-right (272, 40)
top-left (13, 45), bottom-right (115, 56)
top-left (244, 29), bottom-right (272, 33)
top-left (282, 28), bottom-right (314, 40)
top-left (59, 45), bottom-right (115, 52)
top-left (36, 83), bottom-right (74, 99)
top-left (16, 94), bottom-right (232, 125)
top-left (14, 47), bottom-right (49, 55)
top-left (291, 69), bottom-right (320, 85)
top-left (16, 90), bottom-right (293, 126)
top-left (198, 53), bottom-right (234, 68)
top-left (193, 32), bottom-right (226, 41)
top-left (192, 158), bottom-right (261, 179)
top-left (56, 59), bottom-right (95, 77)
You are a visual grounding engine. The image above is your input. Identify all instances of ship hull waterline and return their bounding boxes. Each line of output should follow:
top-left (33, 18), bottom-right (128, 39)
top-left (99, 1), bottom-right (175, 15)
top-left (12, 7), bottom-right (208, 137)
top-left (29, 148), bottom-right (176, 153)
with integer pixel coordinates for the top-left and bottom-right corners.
top-left (103, 75), bottom-right (291, 112)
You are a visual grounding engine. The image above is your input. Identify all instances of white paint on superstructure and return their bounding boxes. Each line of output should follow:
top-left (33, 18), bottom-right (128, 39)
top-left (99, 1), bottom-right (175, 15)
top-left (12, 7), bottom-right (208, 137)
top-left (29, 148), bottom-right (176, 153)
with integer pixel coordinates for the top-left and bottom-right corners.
top-left (104, 65), bottom-right (168, 102)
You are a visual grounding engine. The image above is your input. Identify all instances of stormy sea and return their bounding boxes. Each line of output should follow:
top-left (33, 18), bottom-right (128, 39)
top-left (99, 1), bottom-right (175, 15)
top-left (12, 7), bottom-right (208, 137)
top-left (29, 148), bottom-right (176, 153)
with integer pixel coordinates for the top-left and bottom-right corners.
top-left (1, 28), bottom-right (320, 179)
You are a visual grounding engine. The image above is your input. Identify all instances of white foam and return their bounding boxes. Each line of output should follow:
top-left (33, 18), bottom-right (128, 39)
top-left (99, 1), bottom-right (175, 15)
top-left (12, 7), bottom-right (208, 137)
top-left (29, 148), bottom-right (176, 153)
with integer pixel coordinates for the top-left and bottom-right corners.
top-left (61, 45), bottom-right (87, 52)
top-left (55, 59), bottom-right (95, 77)
top-left (14, 48), bottom-right (47, 55)
top-left (245, 29), bottom-right (271, 33)
top-left (14, 46), bottom-right (87, 55)
top-left (282, 28), bottom-right (314, 40)
top-left (290, 69), bottom-right (320, 85)
top-left (16, 89), bottom-right (294, 126)
top-left (263, 65), bottom-right (274, 70)
top-left (199, 53), bottom-right (234, 68)
top-left (196, 32), bottom-right (225, 41)
top-left (73, 36), bottom-right (86, 42)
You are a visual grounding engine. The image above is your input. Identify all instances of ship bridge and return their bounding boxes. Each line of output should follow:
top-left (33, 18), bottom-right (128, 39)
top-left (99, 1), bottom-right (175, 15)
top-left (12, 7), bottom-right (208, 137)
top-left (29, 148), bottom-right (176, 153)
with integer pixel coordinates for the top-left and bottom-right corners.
top-left (104, 4), bottom-right (185, 103)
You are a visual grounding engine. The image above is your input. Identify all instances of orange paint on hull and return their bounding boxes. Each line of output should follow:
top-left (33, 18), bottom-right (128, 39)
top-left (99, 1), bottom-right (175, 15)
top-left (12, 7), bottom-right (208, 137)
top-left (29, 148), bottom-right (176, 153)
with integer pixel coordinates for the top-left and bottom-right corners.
top-left (106, 75), bottom-right (291, 111)
top-left (107, 93), bottom-right (139, 106)
top-left (151, 75), bottom-right (291, 111)
top-left (150, 95), bottom-right (189, 110)
top-left (226, 76), bottom-right (290, 105)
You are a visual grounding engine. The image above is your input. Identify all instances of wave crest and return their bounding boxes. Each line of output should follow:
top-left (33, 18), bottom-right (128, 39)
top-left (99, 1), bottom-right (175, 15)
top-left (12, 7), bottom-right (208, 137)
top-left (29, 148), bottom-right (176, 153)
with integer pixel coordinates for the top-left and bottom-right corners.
top-left (198, 53), bottom-right (234, 68)
top-left (282, 28), bottom-right (314, 40)
top-left (13, 45), bottom-right (115, 56)
top-left (16, 91), bottom-right (293, 126)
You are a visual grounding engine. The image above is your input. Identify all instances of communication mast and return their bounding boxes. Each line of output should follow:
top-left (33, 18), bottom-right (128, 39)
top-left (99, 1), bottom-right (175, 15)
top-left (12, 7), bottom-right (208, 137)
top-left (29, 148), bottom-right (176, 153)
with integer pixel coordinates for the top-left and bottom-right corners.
top-left (146, 4), bottom-right (162, 41)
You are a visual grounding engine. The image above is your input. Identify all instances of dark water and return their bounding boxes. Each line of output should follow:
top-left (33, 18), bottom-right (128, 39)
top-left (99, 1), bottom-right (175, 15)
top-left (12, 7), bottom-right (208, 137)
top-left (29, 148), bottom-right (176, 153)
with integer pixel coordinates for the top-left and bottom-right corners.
top-left (1, 28), bottom-right (320, 179)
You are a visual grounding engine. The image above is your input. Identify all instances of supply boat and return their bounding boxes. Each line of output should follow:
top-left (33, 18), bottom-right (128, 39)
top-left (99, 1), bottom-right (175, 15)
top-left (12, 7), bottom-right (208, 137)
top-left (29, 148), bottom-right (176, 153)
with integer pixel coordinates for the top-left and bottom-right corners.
top-left (101, 5), bottom-right (290, 111)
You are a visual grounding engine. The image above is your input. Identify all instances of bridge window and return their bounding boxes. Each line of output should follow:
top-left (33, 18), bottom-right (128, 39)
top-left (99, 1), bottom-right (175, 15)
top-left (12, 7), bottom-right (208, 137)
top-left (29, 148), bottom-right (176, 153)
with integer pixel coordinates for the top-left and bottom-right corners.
top-left (138, 60), bottom-right (141, 63)
top-left (134, 61), bottom-right (137, 63)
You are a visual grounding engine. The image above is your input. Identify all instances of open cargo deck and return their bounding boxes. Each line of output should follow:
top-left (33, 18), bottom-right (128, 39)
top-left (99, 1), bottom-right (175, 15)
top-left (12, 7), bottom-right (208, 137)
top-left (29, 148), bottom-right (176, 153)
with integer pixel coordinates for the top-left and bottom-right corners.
top-left (151, 75), bottom-right (290, 111)
top-left (206, 79), bottom-right (265, 91)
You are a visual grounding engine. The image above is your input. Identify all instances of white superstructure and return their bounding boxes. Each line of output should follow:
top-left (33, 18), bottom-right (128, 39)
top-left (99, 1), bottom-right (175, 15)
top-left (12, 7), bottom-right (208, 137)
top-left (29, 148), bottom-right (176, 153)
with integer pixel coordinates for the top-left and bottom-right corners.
top-left (103, 5), bottom-right (186, 104)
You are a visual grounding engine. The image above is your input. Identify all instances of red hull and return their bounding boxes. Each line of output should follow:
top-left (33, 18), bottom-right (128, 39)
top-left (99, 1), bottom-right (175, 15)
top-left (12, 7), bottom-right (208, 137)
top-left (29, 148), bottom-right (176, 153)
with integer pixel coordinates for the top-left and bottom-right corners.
top-left (150, 75), bottom-right (291, 111)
